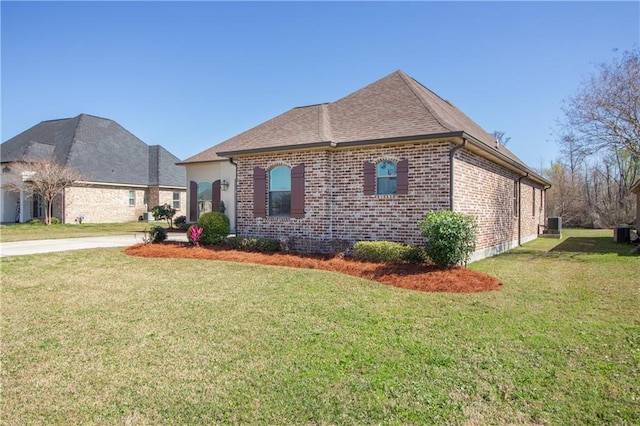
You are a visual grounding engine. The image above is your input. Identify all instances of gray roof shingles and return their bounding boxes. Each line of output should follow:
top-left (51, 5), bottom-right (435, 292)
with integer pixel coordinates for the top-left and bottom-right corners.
top-left (1, 114), bottom-right (185, 187)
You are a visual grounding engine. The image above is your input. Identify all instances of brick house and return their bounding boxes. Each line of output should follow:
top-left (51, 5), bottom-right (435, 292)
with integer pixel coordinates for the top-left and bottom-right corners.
top-left (181, 71), bottom-right (551, 260)
top-left (1, 114), bottom-right (186, 224)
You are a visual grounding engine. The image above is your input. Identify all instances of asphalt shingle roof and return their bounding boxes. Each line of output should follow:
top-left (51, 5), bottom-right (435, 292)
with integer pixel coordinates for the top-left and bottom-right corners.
top-left (1, 114), bottom-right (185, 187)
top-left (181, 70), bottom-right (539, 179)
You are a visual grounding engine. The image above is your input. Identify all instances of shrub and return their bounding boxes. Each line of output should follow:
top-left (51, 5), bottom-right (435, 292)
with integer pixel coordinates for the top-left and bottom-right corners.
top-left (151, 203), bottom-right (177, 228)
top-left (197, 212), bottom-right (230, 245)
top-left (225, 236), bottom-right (281, 253)
top-left (149, 225), bottom-right (167, 244)
top-left (187, 225), bottom-right (204, 245)
top-left (175, 215), bottom-right (189, 230)
top-left (26, 218), bottom-right (44, 225)
top-left (403, 245), bottom-right (429, 264)
top-left (49, 217), bottom-right (61, 225)
top-left (418, 210), bottom-right (477, 268)
top-left (353, 241), bottom-right (425, 264)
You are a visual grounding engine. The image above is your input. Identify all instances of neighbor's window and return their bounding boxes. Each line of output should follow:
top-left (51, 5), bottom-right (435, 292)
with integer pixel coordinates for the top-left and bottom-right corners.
top-left (197, 182), bottom-right (212, 217)
top-left (173, 192), bottom-right (181, 210)
top-left (376, 160), bottom-right (397, 195)
top-left (269, 166), bottom-right (291, 217)
top-left (128, 190), bottom-right (136, 207)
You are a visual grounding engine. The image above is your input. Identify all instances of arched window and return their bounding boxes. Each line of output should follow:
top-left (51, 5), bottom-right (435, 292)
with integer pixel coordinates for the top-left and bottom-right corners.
top-left (376, 160), bottom-right (397, 195)
top-left (197, 182), bottom-right (212, 217)
top-left (269, 166), bottom-right (291, 216)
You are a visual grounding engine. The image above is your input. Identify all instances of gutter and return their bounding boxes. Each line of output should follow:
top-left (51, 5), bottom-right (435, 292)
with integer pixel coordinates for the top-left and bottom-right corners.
top-left (460, 133), bottom-right (550, 187)
top-left (518, 173), bottom-right (529, 245)
top-left (449, 138), bottom-right (467, 211)
top-left (543, 184), bottom-right (551, 229)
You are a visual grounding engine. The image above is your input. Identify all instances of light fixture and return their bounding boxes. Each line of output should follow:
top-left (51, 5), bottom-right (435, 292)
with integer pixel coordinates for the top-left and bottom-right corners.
top-left (221, 179), bottom-right (229, 191)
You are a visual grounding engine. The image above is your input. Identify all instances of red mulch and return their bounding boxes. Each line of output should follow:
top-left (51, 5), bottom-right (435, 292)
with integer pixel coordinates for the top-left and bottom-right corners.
top-left (124, 242), bottom-right (502, 293)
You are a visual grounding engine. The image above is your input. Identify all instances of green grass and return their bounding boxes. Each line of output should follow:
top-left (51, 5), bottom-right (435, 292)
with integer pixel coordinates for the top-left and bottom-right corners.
top-left (0, 221), bottom-right (160, 242)
top-left (1, 229), bottom-right (638, 424)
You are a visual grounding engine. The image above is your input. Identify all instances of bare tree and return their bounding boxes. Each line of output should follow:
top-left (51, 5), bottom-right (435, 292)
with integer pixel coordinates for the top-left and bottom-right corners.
top-left (544, 161), bottom-right (588, 227)
top-left (562, 48), bottom-right (640, 158)
top-left (491, 130), bottom-right (511, 147)
top-left (2, 160), bottom-right (83, 225)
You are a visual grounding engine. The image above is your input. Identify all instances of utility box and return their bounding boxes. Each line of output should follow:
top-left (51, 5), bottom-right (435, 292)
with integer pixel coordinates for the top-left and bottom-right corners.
top-left (547, 217), bottom-right (562, 233)
top-left (613, 227), bottom-right (631, 243)
top-left (143, 212), bottom-right (153, 222)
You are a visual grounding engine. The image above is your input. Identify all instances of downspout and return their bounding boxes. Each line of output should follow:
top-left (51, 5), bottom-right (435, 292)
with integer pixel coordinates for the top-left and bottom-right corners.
top-left (518, 173), bottom-right (529, 246)
top-left (228, 157), bottom-right (238, 235)
top-left (449, 139), bottom-right (467, 211)
top-left (542, 184), bottom-right (551, 232)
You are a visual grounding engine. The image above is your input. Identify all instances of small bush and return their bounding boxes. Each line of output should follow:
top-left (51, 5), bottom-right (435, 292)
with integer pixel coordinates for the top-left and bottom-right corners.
top-left (174, 215), bottom-right (187, 226)
top-left (26, 218), bottom-right (44, 225)
top-left (418, 210), bottom-right (477, 268)
top-left (149, 226), bottom-right (167, 243)
top-left (225, 236), bottom-right (281, 253)
top-left (49, 217), bottom-right (61, 225)
top-left (353, 241), bottom-right (425, 264)
top-left (197, 212), bottom-right (230, 245)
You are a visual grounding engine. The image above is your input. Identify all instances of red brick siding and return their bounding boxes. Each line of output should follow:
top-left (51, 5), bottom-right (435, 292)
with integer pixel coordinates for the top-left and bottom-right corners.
top-left (236, 141), bottom-right (452, 247)
top-left (234, 140), bottom-right (545, 257)
top-left (454, 149), bottom-right (545, 250)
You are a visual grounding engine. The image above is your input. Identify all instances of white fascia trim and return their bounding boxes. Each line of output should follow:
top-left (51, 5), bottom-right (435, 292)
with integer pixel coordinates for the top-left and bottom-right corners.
top-left (157, 185), bottom-right (187, 190)
top-left (74, 181), bottom-right (149, 189)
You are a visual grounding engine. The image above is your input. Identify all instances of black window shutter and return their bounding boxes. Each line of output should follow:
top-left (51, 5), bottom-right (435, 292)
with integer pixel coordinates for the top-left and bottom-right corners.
top-left (212, 180), bottom-right (221, 212)
top-left (397, 159), bottom-right (409, 194)
top-left (253, 167), bottom-right (266, 218)
top-left (363, 162), bottom-right (375, 195)
top-left (291, 164), bottom-right (305, 218)
top-left (189, 181), bottom-right (198, 222)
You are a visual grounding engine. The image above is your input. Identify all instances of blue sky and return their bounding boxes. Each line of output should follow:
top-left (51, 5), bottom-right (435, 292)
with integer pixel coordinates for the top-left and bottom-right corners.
top-left (2, 1), bottom-right (638, 169)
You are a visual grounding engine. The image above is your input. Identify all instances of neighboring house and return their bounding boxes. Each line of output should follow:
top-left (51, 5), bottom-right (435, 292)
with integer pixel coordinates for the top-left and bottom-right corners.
top-left (1, 114), bottom-right (186, 224)
top-left (180, 70), bottom-right (551, 260)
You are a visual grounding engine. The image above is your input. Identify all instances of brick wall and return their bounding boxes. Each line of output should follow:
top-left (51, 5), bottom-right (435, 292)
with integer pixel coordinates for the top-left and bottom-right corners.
top-left (236, 151), bottom-right (333, 241)
top-left (64, 186), bottom-right (148, 223)
top-left (235, 139), bottom-right (545, 259)
top-left (453, 150), bottom-right (545, 259)
top-left (158, 188), bottom-right (187, 218)
top-left (236, 140), bottom-right (452, 250)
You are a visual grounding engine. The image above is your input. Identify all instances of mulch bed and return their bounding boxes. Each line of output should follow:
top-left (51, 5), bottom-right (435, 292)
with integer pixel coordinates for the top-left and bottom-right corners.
top-left (124, 242), bottom-right (502, 293)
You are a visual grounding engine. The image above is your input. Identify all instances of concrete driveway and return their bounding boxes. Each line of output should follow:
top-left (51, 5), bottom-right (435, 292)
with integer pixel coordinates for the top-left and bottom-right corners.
top-left (0, 233), bottom-right (188, 257)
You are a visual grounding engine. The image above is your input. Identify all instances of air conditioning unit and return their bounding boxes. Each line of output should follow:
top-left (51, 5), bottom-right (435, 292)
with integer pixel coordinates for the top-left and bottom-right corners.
top-left (547, 217), bottom-right (562, 233)
top-left (613, 227), bottom-right (631, 243)
top-left (143, 212), bottom-right (153, 221)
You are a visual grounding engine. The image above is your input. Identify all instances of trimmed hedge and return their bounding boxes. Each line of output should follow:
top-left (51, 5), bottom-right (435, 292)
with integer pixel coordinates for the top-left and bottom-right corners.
top-left (197, 212), bottom-right (230, 245)
top-left (353, 241), bottom-right (426, 264)
top-left (225, 236), bottom-right (281, 253)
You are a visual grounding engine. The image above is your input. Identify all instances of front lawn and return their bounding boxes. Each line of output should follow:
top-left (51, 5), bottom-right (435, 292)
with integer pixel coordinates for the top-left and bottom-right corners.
top-left (1, 229), bottom-right (638, 424)
top-left (0, 221), bottom-right (165, 242)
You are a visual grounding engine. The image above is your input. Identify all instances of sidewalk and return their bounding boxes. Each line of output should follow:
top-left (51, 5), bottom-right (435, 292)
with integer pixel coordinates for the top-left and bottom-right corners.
top-left (0, 233), bottom-right (188, 257)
